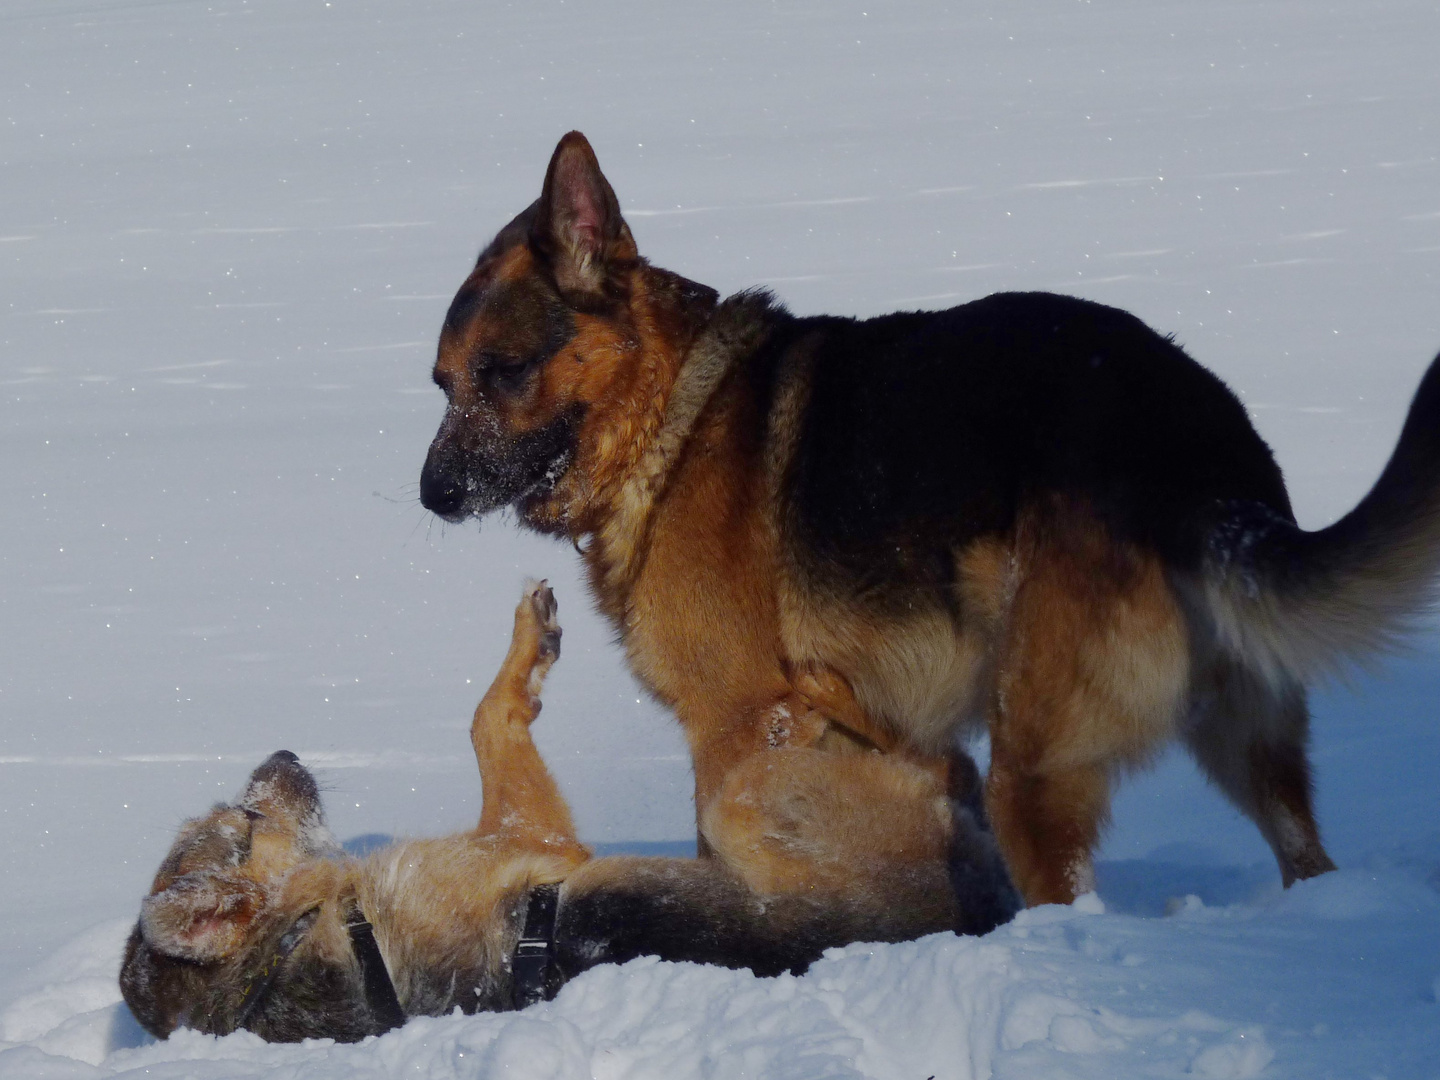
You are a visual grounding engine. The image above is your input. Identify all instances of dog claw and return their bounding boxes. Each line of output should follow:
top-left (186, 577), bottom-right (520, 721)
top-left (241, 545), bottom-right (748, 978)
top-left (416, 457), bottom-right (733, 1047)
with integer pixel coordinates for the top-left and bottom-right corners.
top-left (523, 579), bottom-right (562, 662)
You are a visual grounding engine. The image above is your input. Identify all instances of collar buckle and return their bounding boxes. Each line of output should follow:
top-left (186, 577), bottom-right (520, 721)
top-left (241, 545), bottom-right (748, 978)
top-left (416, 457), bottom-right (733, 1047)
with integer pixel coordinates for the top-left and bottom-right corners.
top-left (511, 884), bottom-right (561, 1010)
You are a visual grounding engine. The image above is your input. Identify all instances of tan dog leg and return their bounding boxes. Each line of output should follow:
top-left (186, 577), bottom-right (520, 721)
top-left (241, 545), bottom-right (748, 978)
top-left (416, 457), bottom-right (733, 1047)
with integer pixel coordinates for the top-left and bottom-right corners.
top-left (692, 746), bottom-right (1022, 933)
top-left (790, 665), bottom-right (898, 751)
top-left (702, 749), bottom-right (952, 889)
top-left (471, 581), bottom-right (586, 858)
top-left (790, 664), bottom-right (964, 796)
top-left (984, 752), bottom-right (1108, 903)
top-left (985, 507), bottom-right (1189, 906)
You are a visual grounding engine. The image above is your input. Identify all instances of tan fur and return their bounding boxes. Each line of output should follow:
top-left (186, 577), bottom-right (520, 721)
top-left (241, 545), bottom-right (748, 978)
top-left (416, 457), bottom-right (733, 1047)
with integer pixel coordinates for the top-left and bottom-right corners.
top-left (525, 272), bottom-right (718, 545)
top-left (579, 361), bottom-right (797, 807)
top-left (784, 593), bottom-right (996, 754)
top-left (533, 287), bottom-right (1202, 906)
top-left (472, 581), bottom-right (585, 850)
top-left (974, 506), bottom-right (1190, 903)
top-left (355, 583), bottom-right (589, 959)
top-left (567, 301), bottom-right (986, 838)
top-left (701, 749), bottom-right (954, 901)
top-left (124, 583), bottom-right (591, 1036)
top-left (356, 839), bottom-right (578, 1012)
top-left (433, 238), bottom-right (1018, 881)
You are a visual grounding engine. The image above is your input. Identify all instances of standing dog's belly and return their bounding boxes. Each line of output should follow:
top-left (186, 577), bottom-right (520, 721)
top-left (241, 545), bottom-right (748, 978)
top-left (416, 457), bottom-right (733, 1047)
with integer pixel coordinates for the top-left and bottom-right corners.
top-left (778, 538), bottom-right (1017, 754)
top-left (780, 595), bottom-right (987, 753)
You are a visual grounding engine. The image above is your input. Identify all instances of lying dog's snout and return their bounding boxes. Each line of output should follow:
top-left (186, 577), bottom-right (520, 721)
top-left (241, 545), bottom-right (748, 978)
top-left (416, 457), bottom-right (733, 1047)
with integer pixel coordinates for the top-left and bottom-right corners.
top-left (253, 749), bottom-right (301, 776)
top-left (245, 750), bottom-right (320, 811)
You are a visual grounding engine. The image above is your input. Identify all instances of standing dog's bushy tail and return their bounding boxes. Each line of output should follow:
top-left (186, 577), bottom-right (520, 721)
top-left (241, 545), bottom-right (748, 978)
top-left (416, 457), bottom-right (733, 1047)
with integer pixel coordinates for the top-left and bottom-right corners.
top-left (1204, 350), bottom-right (1440, 686)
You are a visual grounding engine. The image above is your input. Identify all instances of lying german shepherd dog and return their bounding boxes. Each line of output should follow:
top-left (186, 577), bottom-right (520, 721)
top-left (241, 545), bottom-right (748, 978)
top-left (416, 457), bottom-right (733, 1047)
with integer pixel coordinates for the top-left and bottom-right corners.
top-left (120, 583), bottom-right (1016, 1042)
top-left (420, 132), bottom-right (1440, 905)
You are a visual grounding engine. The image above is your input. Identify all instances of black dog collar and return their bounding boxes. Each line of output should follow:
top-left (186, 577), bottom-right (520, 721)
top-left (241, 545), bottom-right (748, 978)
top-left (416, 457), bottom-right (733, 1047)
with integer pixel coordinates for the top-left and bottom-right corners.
top-left (230, 904), bottom-right (322, 1033)
top-left (511, 883), bottom-right (561, 1010)
top-left (344, 901), bottom-right (405, 1034)
top-left (229, 900), bottom-right (404, 1036)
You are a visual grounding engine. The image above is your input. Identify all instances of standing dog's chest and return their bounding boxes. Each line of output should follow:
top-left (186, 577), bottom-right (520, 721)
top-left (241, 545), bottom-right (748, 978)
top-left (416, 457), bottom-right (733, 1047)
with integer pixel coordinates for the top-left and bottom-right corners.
top-left (599, 401), bottom-right (795, 770)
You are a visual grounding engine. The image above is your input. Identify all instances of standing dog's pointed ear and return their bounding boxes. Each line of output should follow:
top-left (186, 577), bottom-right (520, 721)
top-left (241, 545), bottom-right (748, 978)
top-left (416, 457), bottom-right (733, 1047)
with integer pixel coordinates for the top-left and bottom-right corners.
top-left (531, 131), bottom-right (637, 296)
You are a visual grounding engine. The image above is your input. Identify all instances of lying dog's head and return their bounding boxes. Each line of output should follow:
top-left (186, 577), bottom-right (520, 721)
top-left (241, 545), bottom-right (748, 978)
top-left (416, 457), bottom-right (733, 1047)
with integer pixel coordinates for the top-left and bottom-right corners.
top-left (119, 751), bottom-right (376, 1041)
top-left (420, 132), bottom-right (717, 535)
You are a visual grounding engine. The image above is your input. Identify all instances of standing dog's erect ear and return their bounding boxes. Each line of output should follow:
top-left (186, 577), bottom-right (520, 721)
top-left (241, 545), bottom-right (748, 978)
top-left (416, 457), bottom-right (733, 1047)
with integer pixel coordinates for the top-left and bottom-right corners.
top-left (531, 131), bottom-right (637, 295)
top-left (139, 872), bottom-right (268, 962)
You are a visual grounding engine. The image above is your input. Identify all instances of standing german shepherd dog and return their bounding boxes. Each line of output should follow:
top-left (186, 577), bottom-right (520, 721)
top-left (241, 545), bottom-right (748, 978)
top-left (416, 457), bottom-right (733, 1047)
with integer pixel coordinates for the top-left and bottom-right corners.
top-left (121, 583), bottom-right (1014, 1041)
top-left (421, 132), bottom-right (1440, 906)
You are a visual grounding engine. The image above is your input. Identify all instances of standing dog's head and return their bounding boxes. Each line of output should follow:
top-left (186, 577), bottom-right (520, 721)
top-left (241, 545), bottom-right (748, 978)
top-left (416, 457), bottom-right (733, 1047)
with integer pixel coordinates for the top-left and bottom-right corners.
top-left (420, 132), bottom-right (718, 535)
top-left (119, 751), bottom-right (368, 1041)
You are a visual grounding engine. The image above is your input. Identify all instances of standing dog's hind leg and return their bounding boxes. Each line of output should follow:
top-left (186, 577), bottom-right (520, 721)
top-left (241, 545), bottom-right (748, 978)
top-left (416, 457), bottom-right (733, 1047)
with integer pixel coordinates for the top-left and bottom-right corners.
top-left (1185, 664), bottom-right (1336, 886)
top-left (986, 509), bottom-right (1189, 906)
top-left (472, 580), bottom-right (585, 854)
top-left (985, 751), bottom-right (1109, 904)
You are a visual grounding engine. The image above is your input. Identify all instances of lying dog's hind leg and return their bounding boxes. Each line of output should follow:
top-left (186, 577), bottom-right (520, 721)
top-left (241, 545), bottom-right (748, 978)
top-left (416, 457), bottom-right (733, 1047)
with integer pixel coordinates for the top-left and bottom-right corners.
top-left (791, 664), bottom-right (965, 798)
top-left (790, 665), bottom-right (897, 751)
top-left (472, 581), bottom-right (585, 854)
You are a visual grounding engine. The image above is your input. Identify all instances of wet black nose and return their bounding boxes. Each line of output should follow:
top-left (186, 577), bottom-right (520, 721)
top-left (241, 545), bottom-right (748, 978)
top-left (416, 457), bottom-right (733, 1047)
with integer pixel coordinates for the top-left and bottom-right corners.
top-left (420, 455), bottom-right (467, 520)
top-left (252, 749), bottom-right (303, 781)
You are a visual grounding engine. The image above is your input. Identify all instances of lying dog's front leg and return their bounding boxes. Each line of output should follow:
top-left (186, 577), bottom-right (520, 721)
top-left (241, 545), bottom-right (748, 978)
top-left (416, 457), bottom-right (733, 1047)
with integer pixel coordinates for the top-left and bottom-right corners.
top-left (471, 581), bottom-right (587, 857)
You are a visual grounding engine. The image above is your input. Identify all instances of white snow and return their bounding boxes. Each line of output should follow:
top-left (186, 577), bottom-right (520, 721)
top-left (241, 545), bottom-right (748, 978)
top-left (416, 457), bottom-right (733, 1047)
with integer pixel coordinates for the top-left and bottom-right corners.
top-left (3, 0), bottom-right (1439, 1076)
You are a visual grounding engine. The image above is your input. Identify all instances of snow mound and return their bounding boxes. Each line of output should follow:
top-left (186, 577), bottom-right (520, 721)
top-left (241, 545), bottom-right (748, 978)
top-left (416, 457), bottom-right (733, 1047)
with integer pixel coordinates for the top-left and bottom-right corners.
top-left (6, 867), bottom-right (1437, 1079)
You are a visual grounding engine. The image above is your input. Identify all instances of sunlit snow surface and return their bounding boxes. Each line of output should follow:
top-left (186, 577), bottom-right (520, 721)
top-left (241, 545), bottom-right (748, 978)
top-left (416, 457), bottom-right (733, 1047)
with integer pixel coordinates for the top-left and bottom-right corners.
top-left (2, 0), bottom-right (1439, 1076)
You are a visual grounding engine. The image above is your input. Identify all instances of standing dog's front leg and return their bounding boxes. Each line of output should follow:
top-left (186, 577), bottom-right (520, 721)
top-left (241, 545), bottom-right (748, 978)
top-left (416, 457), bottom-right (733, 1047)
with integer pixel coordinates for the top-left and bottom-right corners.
top-left (471, 581), bottom-right (587, 858)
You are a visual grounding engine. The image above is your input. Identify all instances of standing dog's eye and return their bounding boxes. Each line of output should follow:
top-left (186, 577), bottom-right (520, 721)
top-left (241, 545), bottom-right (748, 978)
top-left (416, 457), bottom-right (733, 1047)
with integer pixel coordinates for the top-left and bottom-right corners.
top-left (481, 353), bottom-right (538, 393)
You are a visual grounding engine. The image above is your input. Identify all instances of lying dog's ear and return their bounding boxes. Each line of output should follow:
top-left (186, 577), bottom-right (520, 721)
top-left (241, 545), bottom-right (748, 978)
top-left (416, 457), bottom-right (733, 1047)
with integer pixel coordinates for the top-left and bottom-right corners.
top-left (139, 872), bottom-right (267, 962)
top-left (531, 131), bottom-right (637, 296)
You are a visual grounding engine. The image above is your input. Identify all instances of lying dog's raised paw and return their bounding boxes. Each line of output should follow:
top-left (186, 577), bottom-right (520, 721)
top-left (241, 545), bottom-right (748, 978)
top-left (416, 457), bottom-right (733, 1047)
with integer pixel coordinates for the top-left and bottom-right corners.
top-left (524, 579), bottom-right (562, 663)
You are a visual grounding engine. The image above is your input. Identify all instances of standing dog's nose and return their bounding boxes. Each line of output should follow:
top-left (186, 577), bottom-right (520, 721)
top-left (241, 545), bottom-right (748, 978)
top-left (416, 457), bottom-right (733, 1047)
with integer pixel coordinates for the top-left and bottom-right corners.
top-left (420, 452), bottom-right (467, 520)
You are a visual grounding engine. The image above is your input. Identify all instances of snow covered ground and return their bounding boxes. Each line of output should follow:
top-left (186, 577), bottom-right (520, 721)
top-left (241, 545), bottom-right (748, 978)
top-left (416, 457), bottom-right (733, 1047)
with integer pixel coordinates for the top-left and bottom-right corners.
top-left (2, 0), bottom-right (1439, 1075)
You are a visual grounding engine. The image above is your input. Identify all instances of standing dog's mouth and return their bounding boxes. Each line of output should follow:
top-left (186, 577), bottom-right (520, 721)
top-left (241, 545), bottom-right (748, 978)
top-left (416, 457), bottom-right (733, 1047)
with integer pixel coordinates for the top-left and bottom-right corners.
top-left (513, 443), bottom-right (575, 515)
top-left (420, 409), bottom-right (580, 524)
